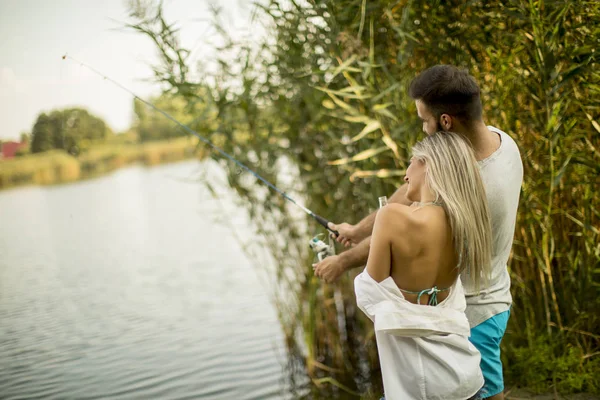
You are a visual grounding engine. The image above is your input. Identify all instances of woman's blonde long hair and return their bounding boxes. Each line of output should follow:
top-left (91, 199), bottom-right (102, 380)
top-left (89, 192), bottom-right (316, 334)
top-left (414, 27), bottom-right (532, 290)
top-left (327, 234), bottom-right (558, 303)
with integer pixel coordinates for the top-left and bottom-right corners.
top-left (412, 131), bottom-right (492, 292)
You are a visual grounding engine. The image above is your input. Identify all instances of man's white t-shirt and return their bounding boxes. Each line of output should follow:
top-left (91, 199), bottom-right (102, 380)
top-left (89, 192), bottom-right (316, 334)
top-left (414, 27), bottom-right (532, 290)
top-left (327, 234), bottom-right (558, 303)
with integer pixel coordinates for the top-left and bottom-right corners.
top-left (461, 126), bottom-right (524, 328)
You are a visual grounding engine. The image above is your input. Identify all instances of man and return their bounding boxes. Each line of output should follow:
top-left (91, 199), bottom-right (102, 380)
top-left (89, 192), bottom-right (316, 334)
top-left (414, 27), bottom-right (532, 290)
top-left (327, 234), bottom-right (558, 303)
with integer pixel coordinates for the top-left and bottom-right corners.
top-left (313, 65), bottom-right (523, 400)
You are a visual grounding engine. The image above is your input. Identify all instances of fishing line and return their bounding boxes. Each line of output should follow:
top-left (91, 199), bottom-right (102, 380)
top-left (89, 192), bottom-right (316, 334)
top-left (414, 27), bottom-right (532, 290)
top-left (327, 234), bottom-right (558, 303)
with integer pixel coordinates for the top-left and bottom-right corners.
top-left (62, 54), bottom-right (339, 236)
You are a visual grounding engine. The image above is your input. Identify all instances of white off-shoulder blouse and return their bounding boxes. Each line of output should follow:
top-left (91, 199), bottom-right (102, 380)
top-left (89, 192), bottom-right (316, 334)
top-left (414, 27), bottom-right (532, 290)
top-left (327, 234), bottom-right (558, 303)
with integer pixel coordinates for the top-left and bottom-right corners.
top-left (354, 269), bottom-right (484, 400)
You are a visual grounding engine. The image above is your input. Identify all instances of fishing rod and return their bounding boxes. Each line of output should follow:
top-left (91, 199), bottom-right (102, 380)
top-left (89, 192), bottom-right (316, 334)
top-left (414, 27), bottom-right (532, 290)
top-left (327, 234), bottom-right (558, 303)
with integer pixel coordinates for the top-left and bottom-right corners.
top-left (62, 54), bottom-right (339, 237)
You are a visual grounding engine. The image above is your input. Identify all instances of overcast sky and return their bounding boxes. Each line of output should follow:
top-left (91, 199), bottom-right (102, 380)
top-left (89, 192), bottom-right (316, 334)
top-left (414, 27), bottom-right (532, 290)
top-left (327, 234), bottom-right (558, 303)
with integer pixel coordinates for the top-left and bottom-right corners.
top-left (0, 0), bottom-right (256, 141)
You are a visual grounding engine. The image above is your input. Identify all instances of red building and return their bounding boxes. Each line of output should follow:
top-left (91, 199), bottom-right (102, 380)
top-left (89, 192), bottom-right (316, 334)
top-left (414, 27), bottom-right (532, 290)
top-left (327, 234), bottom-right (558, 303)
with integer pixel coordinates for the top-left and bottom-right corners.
top-left (1, 141), bottom-right (28, 159)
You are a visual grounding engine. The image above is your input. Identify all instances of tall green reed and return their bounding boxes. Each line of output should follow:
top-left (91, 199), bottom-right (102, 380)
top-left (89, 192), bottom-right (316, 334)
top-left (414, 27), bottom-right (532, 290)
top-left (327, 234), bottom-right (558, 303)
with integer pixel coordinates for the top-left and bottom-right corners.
top-left (127, 0), bottom-right (599, 395)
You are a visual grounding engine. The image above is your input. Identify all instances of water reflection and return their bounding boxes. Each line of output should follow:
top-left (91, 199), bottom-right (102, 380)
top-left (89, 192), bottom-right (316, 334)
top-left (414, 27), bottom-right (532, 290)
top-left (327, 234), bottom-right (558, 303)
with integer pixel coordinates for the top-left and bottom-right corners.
top-left (0, 160), bottom-right (290, 399)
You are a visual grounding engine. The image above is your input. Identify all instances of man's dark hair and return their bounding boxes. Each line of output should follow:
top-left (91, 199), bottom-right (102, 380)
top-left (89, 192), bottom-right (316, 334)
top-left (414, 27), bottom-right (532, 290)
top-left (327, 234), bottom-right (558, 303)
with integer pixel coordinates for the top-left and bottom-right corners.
top-left (409, 65), bottom-right (483, 126)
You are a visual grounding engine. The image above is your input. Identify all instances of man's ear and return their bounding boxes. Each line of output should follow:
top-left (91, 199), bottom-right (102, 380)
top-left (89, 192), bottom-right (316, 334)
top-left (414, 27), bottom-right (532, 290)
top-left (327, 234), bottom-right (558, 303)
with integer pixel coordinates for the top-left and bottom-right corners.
top-left (440, 113), bottom-right (453, 131)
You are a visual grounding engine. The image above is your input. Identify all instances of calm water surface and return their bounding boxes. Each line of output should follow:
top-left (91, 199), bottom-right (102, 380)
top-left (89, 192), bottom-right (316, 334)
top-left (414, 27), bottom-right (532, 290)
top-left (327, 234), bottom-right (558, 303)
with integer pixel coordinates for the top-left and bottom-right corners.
top-left (0, 160), bottom-right (290, 399)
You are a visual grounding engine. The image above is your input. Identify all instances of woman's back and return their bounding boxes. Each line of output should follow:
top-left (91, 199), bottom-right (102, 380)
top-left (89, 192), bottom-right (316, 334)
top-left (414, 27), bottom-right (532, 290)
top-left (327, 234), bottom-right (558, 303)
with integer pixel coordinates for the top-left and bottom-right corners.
top-left (355, 131), bottom-right (492, 399)
top-left (385, 203), bottom-right (459, 306)
top-left (354, 243), bottom-right (484, 400)
top-left (355, 202), bottom-right (485, 399)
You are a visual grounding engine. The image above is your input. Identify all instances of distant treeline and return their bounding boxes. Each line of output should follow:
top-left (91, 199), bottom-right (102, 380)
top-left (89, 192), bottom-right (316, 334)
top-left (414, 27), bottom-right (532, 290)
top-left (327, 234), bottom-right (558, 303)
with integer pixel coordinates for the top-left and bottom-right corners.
top-left (22, 92), bottom-right (210, 157)
top-left (0, 96), bottom-right (213, 190)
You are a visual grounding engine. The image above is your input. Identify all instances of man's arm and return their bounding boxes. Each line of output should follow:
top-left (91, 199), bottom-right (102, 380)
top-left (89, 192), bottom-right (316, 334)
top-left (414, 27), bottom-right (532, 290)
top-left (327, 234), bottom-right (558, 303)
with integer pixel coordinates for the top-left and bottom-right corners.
top-left (314, 184), bottom-right (411, 283)
top-left (313, 236), bottom-right (372, 283)
top-left (338, 184), bottom-right (411, 271)
top-left (389, 183), bottom-right (410, 204)
top-left (350, 184), bottom-right (411, 241)
top-left (339, 236), bottom-right (371, 271)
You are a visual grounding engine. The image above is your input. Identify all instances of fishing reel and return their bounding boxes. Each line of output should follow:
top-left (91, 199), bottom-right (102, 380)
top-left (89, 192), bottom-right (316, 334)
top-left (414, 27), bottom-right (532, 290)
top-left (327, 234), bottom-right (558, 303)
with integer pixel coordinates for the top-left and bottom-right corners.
top-left (309, 233), bottom-right (335, 262)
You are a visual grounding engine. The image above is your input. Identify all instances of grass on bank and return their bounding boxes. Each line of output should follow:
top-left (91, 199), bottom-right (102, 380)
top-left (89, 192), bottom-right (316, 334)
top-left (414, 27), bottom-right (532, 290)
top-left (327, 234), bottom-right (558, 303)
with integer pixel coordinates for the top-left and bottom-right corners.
top-left (0, 137), bottom-right (205, 190)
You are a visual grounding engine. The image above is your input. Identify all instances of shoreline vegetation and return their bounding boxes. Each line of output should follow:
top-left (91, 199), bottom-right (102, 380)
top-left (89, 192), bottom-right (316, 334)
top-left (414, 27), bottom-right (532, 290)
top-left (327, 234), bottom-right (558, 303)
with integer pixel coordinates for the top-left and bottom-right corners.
top-left (0, 136), bottom-right (206, 191)
top-left (120, 0), bottom-right (599, 397)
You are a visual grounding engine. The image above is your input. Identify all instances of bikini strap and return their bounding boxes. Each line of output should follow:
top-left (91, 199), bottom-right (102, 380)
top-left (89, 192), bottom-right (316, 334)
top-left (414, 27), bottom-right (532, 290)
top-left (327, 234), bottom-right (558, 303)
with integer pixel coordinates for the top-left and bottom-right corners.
top-left (399, 285), bottom-right (450, 306)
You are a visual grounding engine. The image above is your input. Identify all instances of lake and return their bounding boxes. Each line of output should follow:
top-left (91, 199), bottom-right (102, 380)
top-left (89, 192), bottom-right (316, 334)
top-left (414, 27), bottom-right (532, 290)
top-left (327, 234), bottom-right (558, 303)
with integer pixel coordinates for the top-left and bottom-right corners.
top-left (0, 160), bottom-right (292, 399)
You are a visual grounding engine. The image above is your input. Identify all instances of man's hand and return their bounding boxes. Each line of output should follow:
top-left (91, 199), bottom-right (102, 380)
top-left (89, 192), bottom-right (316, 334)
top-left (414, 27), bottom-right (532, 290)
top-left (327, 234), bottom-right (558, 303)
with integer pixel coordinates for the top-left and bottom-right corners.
top-left (328, 222), bottom-right (360, 247)
top-left (313, 254), bottom-right (346, 283)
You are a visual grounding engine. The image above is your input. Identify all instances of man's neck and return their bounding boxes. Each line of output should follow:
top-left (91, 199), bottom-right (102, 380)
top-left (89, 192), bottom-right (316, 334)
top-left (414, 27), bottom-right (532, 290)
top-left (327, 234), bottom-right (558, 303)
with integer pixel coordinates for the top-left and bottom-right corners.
top-left (456, 121), bottom-right (500, 161)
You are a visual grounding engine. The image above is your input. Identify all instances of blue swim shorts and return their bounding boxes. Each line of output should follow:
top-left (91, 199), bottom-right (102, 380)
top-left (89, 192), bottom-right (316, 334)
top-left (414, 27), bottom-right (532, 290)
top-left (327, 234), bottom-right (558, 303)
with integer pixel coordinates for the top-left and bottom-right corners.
top-left (469, 310), bottom-right (511, 398)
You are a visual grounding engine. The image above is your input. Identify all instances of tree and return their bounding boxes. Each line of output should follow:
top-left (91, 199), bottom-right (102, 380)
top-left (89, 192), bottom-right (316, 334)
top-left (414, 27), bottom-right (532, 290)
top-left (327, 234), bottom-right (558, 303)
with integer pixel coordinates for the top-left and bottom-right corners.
top-left (30, 113), bottom-right (54, 153)
top-left (30, 108), bottom-right (112, 153)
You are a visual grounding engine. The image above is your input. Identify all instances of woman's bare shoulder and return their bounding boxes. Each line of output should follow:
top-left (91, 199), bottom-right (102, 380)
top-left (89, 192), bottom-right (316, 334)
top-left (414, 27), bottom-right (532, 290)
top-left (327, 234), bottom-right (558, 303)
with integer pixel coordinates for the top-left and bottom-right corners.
top-left (375, 203), bottom-right (419, 235)
top-left (374, 204), bottom-right (427, 261)
top-left (379, 203), bottom-right (426, 222)
top-left (376, 203), bottom-right (443, 247)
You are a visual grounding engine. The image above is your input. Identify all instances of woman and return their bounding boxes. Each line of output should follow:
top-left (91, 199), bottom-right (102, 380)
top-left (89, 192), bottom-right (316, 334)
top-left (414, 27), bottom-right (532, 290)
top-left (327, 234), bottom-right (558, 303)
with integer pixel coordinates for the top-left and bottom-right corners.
top-left (354, 131), bottom-right (492, 400)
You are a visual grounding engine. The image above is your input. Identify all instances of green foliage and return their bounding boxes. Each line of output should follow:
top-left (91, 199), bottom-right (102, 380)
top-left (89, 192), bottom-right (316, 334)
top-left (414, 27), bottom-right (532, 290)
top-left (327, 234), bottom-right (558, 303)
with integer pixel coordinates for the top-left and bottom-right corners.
top-left (30, 108), bottom-right (112, 154)
top-left (14, 147), bottom-right (29, 157)
top-left (132, 93), bottom-right (218, 142)
top-left (505, 335), bottom-right (600, 394)
top-left (30, 113), bottom-right (55, 153)
top-left (127, 0), bottom-right (600, 396)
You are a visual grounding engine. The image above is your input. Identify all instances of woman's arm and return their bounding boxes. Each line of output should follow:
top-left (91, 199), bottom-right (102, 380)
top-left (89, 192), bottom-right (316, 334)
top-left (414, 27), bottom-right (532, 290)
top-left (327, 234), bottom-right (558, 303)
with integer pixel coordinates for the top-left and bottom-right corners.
top-left (366, 205), bottom-right (397, 282)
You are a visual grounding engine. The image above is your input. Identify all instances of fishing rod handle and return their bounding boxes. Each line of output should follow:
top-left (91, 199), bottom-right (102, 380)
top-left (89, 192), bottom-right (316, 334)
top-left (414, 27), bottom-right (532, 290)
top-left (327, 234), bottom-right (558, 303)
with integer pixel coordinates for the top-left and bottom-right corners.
top-left (314, 214), bottom-right (340, 237)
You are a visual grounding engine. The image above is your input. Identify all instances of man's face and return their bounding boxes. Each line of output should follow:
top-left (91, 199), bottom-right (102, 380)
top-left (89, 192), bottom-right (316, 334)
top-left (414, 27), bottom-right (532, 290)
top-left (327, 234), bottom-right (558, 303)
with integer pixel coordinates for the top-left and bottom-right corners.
top-left (416, 100), bottom-right (442, 135)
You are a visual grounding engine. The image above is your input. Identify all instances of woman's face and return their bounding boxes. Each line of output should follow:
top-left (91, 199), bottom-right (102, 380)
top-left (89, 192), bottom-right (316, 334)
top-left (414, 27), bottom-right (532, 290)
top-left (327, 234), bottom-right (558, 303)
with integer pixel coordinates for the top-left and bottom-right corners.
top-left (404, 157), bottom-right (427, 202)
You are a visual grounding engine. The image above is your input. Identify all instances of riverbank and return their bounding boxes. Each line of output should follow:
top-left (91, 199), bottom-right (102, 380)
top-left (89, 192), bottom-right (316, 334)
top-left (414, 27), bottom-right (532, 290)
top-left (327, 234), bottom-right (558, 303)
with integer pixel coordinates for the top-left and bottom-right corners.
top-left (0, 137), bottom-right (207, 190)
top-left (505, 388), bottom-right (599, 399)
